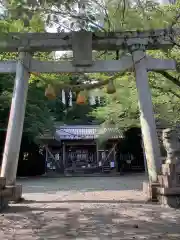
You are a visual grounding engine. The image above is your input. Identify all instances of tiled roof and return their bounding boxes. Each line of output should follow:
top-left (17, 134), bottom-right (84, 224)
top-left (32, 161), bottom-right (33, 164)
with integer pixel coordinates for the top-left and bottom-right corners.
top-left (55, 125), bottom-right (122, 140)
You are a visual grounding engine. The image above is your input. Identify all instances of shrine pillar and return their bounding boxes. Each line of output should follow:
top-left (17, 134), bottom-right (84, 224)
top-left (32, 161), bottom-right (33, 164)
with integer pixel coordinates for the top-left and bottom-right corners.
top-left (1, 52), bottom-right (31, 186)
top-left (132, 47), bottom-right (161, 184)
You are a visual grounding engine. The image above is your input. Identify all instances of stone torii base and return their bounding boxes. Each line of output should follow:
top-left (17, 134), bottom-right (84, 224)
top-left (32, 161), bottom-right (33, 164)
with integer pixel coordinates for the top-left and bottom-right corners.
top-left (0, 30), bottom-right (178, 205)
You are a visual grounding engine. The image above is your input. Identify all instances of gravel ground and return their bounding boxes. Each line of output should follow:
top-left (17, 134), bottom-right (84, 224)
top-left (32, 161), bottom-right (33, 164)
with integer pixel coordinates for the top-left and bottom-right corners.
top-left (0, 174), bottom-right (180, 239)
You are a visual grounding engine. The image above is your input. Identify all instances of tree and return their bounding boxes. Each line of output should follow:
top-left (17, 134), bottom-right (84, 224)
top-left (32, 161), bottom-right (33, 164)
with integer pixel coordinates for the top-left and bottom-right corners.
top-left (90, 0), bottom-right (180, 133)
top-left (0, 19), bottom-right (68, 141)
top-left (4, 0), bottom-right (103, 31)
top-left (0, 71), bottom-right (62, 140)
top-left (1, 0), bottom-right (180, 139)
top-left (91, 74), bottom-right (139, 129)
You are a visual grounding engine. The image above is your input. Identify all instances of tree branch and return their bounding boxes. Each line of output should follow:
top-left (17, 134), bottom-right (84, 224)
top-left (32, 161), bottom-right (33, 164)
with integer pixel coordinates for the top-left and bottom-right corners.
top-left (155, 70), bottom-right (180, 88)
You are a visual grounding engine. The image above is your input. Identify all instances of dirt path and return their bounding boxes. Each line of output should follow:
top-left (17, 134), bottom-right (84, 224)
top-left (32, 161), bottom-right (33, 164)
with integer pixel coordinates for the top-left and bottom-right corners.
top-left (0, 175), bottom-right (180, 239)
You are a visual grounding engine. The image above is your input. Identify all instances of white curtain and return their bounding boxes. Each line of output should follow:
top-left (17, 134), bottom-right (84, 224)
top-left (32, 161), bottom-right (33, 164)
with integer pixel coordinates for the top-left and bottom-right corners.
top-left (89, 95), bottom-right (96, 105)
top-left (62, 89), bottom-right (66, 104)
top-left (69, 90), bottom-right (73, 106)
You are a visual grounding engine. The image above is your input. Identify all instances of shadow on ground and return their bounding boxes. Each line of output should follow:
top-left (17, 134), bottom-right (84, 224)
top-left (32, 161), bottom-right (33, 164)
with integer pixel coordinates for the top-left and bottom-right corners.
top-left (1, 175), bottom-right (180, 239)
top-left (1, 202), bottom-right (180, 240)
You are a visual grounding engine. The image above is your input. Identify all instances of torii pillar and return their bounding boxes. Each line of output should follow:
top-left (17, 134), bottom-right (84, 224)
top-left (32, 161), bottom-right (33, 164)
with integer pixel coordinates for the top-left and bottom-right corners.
top-left (132, 45), bottom-right (161, 199)
top-left (1, 52), bottom-right (31, 188)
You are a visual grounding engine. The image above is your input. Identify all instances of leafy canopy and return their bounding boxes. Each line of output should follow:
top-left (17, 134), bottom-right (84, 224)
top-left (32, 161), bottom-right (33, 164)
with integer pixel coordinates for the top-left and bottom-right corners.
top-left (0, 0), bottom-right (180, 141)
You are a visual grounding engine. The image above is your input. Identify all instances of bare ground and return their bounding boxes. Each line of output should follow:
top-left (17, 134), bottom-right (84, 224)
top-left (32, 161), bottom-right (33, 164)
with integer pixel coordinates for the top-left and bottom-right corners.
top-left (0, 174), bottom-right (180, 239)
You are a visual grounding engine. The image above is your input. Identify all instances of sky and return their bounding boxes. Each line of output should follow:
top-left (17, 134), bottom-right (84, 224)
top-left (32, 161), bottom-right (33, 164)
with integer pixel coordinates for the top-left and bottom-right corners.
top-left (47, 1), bottom-right (104, 58)
top-left (158, 0), bottom-right (176, 3)
top-left (47, 0), bottom-right (176, 58)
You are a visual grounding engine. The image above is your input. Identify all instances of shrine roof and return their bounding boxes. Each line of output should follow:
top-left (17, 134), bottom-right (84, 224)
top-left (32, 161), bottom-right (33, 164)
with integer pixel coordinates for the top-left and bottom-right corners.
top-left (54, 125), bottom-right (123, 141)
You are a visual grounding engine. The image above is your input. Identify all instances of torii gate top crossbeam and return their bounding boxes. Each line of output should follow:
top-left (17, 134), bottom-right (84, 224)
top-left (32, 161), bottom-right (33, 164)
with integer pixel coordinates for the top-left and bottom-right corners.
top-left (1, 28), bottom-right (179, 52)
top-left (0, 57), bottom-right (176, 73)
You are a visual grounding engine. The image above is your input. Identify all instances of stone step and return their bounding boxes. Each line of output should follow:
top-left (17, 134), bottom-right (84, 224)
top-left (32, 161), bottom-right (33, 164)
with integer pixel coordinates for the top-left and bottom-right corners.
top-left (157, 187), bottom-right (180, 196)
top-left (0, 188), bottom-right (14, 197)
top-left (102, 166), bottom-right (111, 173)
top-left (65, 167), bottom-right (100, 174)
top-left (158, 194), bottom-right (180, 208)
top-left (0, 177), bottom-right (23, 211)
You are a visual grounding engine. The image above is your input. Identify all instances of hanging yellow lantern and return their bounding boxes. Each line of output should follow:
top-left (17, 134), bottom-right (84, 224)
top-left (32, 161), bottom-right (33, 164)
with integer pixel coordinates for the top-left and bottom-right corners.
top-left (76, 92), bottom-right (86, 104)
top-left (45, 84), bottom-right (56, 100)
top-left (107, 79), bottom-right (116, 94)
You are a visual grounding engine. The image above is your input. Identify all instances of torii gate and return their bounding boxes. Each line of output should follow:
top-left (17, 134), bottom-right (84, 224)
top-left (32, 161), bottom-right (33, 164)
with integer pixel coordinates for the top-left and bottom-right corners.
top-left (0, 30), bottom-right (178, 191)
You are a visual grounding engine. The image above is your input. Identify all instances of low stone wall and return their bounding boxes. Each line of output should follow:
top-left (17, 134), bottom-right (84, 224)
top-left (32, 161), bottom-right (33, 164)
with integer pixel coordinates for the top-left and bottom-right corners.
top-left (0, 177), bottom-right (9, 211)
top-left (157, 163), bottom-right (180, 208)
top-left (0, 177), bottom-right (22, 211)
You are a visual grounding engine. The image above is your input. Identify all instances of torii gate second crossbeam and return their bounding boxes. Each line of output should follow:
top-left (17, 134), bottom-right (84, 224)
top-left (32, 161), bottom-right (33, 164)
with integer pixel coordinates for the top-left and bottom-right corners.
top-left (0, 30), bottom-right (177, 195)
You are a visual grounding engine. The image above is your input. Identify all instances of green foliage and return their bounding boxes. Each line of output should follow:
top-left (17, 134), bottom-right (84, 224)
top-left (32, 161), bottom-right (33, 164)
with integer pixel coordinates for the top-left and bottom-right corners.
top-left (0, 71), bottom-right (62, 140)
top-left (105, 0), bottom-right (179, 31)
top-left (91, 0), bottom-right (180, 134)
top-left (65, 103), bottom-right (96, 125)
top-left (0, 0), bottom-right (180, 144)
top-left (91, 74), bottom-right (140, 130)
